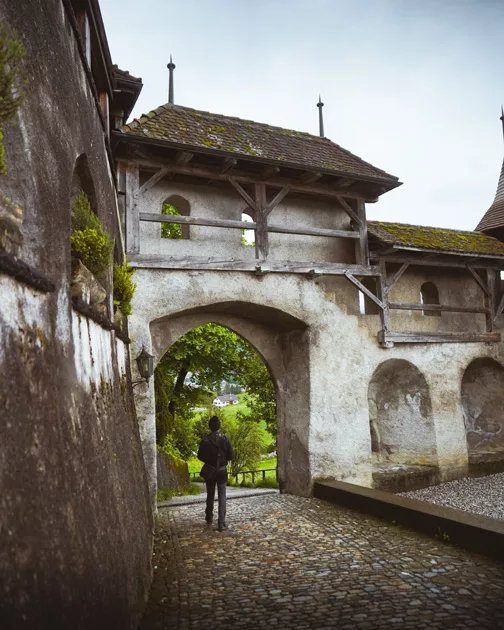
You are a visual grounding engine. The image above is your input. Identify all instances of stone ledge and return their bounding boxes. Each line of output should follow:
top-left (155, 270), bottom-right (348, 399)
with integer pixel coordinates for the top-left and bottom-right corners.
top-left (314, 479), bottom-right (504, 561)
top-left (72, 297), bottom-right (131, 344)
top-left (0, 250), bottom-right (55, 293)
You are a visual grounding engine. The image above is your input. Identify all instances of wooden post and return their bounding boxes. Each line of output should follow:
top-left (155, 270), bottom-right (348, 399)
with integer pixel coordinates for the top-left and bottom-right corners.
top-left (377, 259), bottom-right (392, 346)
top-left (254, 183), bottom-right (268, 260)
top-left (486, 269), bottom-right (497, 332)
top-left (124, 162), bottom-right (140, 255)
top-left (355, 199), bottom-right (369, 266)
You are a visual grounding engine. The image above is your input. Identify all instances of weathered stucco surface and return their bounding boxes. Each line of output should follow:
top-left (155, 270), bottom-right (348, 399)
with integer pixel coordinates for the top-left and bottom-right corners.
top-left (462, 358), bottom-right (504, 454)
top-left (0, 2), bottom-right (152, 627)
top-left (129, 260), bottom-right (504, 504)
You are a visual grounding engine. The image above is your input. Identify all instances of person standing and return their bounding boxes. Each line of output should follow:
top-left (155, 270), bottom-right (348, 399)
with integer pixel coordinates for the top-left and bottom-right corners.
top-left (197, 416), bottom-right (234, 531)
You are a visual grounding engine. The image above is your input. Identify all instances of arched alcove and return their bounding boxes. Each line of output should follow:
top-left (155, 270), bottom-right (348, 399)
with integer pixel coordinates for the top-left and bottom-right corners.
top-left (71, 153), bottom-right (97, 210)
top-left (368, 359), bottom-right (437, 465)
top-left (161, 194), bottom-right (190, 240)
top-left (462, 358), bottom-right (504, 454)
top-left (420, 281), bottom-right (440, 317)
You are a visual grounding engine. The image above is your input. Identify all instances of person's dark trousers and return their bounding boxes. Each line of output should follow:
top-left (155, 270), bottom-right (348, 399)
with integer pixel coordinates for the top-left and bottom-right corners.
top-left (205, 468), bottom-right (228, 527)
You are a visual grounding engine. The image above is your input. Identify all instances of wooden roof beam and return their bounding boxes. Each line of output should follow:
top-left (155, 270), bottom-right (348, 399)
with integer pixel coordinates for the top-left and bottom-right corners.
top-left (175, 151), bottom-right (194, 165)
top-left (333, 177), bottom-right (356, 189)
top-left (260, 165), bottom-right (280, 181)
top-left (220, 157), bottom-right (237, 174)
top-left (299, 171), bottom-right (322, 185)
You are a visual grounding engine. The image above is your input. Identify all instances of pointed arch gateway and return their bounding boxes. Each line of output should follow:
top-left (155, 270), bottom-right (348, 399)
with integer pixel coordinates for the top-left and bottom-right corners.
top-left (141, 301), bottom-right (311, 502)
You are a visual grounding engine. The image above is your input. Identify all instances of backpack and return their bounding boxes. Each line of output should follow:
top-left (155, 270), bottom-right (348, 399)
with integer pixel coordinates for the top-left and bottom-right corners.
top-left (198, 432), bottom-right (228, 482)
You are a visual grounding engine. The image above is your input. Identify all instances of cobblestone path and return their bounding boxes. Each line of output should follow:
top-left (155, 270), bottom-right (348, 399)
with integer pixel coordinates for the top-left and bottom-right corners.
top-left (141, 495), bottom-right (504, 629)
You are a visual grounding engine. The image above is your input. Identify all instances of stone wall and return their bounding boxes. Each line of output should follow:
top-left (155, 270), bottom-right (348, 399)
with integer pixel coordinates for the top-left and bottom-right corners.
top-left (0, 2), bottom-right (152, 628)
top-left (157, 448), bottom-right (190, 493)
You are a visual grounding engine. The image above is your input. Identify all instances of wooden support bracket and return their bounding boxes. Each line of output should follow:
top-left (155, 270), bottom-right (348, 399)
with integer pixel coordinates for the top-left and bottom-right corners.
top-left (137, 165), bottom-right (172, 197)
top-left (466, 265), bottom-right (491, 297)
top-left (265, 185), bottom-right (291, 215)
top-left (494, 293), bottom-right (504, 323)
top-left (228, 177), bottom-right (260, 214)
top-left (344, 271), bottom-right (385, 310)
top-left (336, 195), bottom-right (362, 227)
top-left (385, 262), bottom-right (409, 293)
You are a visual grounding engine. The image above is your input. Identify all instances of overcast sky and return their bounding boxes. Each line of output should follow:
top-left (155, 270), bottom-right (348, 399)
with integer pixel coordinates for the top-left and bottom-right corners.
top-left (100, 0), bottom-right (504, 231)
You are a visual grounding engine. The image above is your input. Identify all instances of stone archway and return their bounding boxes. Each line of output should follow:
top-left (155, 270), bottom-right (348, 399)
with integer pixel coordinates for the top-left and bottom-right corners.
top-left (462, 358), bottom-right (504, 455)
top-left (368, 359), bottom-right (437, 466)
top-left (134, 301), bottom-right (310, 506)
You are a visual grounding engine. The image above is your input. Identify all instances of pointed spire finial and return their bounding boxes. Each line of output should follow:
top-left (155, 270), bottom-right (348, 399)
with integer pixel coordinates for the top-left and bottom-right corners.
top-left (501, 105), bottom-right (504, 143)
top-left (317, 95), bottom-right (324, 138)
top-left (167, 55), bottom-right (176, 104)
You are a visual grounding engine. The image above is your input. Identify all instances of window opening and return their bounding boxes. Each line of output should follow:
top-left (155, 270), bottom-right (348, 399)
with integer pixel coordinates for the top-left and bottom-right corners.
top-left (241, 213), bottom-right (255, 246)
top-left (160, 196), bottom-right (190, 239)
top-left (420, 282), bottom-right (440, 316)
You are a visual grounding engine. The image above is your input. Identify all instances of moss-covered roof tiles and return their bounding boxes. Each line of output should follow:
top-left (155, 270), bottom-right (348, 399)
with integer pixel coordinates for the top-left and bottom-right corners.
top-left (368, 221), bottom-right (504, 258)
top-left (119, 103), bottom-right (399, 184)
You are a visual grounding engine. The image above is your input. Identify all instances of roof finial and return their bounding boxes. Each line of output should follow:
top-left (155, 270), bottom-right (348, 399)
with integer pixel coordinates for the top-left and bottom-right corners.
top-left (317, 95), bottom-right (324, 138)
top-left (167, 55), bottom-right (176, 104)
top-left (501, 104), bottom-right (504, 143)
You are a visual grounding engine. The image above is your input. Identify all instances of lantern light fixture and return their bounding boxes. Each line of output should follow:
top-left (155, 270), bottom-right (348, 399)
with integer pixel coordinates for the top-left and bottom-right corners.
top-left (133, 346), bottom-right (155, 387)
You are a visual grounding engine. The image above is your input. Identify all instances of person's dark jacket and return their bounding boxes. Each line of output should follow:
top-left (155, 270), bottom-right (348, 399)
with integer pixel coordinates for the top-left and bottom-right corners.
top-left (198, 431), bottom-right (234, 470)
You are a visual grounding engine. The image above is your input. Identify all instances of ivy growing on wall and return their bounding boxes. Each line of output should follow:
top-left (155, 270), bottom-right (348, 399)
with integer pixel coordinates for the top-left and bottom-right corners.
top-left (113, 259), bottom-right (136, 315)
top-left (71, 191), bottom-right (114, 275)
top-left (0, 23), bottom-right (26, 175)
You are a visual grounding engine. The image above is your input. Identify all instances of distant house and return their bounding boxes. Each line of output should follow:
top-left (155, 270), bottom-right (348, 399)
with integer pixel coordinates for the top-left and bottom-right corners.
top-left (213, 394), bottom-right (239, 408)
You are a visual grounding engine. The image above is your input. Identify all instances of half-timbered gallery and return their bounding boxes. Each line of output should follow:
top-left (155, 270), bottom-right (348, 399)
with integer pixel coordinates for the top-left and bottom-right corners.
top-left (110, 64), bottom-right (504, 502)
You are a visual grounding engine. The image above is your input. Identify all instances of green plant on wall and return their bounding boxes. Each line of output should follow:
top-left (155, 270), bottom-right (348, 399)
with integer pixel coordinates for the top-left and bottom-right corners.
top-left (161, 203), bottom-right (183, 239)
top-left (71, 191), bottom-right (113, 275)
top-left (0, 23), bottom-right (26, 175)
top-left (113, 259), bottom-right (136, 315)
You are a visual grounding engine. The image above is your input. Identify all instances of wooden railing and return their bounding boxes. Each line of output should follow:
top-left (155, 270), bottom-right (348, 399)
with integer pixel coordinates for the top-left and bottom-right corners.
top-left (190, 468), bottom-right (277, 487)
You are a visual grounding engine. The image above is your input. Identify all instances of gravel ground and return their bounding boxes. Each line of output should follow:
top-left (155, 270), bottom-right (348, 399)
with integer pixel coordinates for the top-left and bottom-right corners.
top-left (400, 473), bottom-right (504, 521)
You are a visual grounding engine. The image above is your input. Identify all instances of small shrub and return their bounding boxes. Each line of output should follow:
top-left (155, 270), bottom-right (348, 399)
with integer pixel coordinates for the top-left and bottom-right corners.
top-left (255, 477), bottom-right (279, 489)
top-left (157, 486), bottom-right (175, 502)
top-left (113, 259), bottom-right (136, 315)
top-left (71, 191), bottom-right (113, 275)
top-left (161, 202), bottom-right (182, 239)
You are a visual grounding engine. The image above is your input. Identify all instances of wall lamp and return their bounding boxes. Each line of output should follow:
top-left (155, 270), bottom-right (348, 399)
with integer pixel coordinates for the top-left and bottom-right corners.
top-left (132, 346), bottom-right (155, 387)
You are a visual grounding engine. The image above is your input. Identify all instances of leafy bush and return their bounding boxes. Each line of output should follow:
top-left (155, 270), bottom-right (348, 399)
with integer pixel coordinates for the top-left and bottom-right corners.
top-left (0, 23), bottom-right (26, 175)
top-left (113, 259), bottom-right (136, 315)
top-left (222, 411), bottom-right (271, 475)
top-left (71, 191), bottom-right (113, 275)
top-left (161, 202), bottom-right (182, 239)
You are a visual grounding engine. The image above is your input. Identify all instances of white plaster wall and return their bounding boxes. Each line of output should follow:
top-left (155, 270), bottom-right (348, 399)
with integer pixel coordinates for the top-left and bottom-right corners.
top-left (128, 267), bottom-right (504, 499)
top-left (136, 180), bottom-right (354, 263)
top-left (387, 267), bottom-right (487, 333)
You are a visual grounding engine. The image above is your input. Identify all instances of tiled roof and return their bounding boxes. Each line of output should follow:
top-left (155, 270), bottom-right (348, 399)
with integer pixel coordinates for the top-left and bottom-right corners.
top-left (475, 158), bottom-right (504, 233)
top-left (113, 65), bottom-right (142, 83)
top-left (368, 221), bottom-right (504, 258)
top-left (118, 103), bottom-right (399, 184)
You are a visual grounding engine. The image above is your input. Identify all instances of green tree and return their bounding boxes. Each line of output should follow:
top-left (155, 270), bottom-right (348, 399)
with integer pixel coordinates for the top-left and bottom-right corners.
top-left (239, 352), bottom-right (277, 438)
top-left (161, 203), bottom-right (182, 239)
top-left (222, 412), bottom-right (271, 475)
top-left (154, 323), bottom-right (277, 454)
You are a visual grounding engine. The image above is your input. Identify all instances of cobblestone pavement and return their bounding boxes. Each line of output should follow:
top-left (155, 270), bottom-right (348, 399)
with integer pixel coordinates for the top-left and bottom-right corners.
top-left (140, 495), bottom-right (504, 629)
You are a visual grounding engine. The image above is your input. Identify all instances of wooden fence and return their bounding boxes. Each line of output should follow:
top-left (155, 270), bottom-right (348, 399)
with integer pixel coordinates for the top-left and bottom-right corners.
top-left (190, 468), bottom-right (277, 487)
